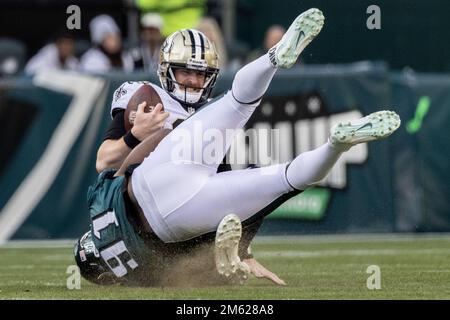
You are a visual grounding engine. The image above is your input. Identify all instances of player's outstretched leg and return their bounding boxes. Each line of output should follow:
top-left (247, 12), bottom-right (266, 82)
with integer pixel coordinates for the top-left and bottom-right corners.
top-left (215, 214), bottom-right (250, 285)
top-left (142, 8), bottom-right (326, 171)
top-left (285, 110), bottom-right (401, 189)
top-left (268, 8), bottom-right (325, 68)
top-left (232, 8), bottom-right (325, 104)
top-left (161, 110), bottom-right (401, 243)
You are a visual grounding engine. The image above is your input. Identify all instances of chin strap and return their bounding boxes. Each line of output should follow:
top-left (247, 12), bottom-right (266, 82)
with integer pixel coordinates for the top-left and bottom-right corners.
top-left (173, 86), bottom-right (204, 104)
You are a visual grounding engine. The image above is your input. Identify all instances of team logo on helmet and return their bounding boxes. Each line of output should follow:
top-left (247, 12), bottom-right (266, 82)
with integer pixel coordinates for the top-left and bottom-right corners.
top-left (74, 231), bottom-right (116, 285)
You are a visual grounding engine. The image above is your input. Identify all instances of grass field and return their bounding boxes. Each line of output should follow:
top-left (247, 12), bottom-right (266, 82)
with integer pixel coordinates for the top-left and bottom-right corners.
top-left (1, 234), bottom-right (450, 299)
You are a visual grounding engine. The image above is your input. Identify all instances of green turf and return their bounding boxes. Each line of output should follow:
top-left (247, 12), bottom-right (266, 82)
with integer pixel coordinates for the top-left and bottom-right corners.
top-left (1, 234), bottom-right (450, 299)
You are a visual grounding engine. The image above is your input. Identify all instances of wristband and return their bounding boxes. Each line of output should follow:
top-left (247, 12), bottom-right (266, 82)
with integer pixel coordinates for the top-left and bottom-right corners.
top-left (123, 131), bottom-right (141, 149)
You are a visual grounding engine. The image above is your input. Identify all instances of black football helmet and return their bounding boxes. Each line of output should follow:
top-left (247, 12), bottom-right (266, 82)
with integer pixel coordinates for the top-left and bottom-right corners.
top-left (74, 231), bottom-right (118, 285)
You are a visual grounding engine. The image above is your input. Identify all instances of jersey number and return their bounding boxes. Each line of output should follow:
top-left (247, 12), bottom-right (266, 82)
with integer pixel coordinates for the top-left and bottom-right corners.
top-left (92, 210), bottom-right (139, 277)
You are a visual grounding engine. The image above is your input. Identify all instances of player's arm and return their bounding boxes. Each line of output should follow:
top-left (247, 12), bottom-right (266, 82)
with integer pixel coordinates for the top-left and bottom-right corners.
top-left (115, 102), bottom-right (170, 177)
top-left (96, 139), bottom-right (130, 173)
top-left (239, 218), bottom-right (286, 285)
top-left (96, 103), bottom-right (169, 172)
top-left (96, 110), bottom-right (132, 172)
top-left (243, 258), bottom-right (286, 286)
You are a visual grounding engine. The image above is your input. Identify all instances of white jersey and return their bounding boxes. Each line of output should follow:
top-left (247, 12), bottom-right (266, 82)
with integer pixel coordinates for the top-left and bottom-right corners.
top-left (110, 81), bottom-right (193, 129)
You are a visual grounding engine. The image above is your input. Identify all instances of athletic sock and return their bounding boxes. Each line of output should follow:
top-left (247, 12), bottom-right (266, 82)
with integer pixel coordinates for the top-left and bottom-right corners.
top-left (286, 142), bottom-right (344, 190)
top-left (231, 54), bottom-right (277, 104)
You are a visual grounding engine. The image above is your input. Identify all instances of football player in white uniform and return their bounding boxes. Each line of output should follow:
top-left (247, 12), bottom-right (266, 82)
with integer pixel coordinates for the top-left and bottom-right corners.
top-left (79, 8), bottom-right (400, 286)
top-left (95, 21), bottom-right (285, 284)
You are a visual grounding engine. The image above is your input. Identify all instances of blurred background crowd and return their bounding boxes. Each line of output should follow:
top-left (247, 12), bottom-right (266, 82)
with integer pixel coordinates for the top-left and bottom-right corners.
top-left (0, 0), bottom-right (449, 78)
top-left (0, 0), bottom-right (289, 77)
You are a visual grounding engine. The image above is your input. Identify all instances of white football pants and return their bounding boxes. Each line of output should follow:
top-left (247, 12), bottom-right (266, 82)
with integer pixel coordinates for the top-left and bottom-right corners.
top-left (131, 54), bottom-right (344, 243)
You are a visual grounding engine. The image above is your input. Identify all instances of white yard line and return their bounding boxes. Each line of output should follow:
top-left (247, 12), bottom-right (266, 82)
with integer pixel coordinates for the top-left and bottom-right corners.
top-left (1, 233), bottom-right (450, 249)
top-left (255, 248), bottom-right (450, 258)
top-left (0, 240), bottom-right (77, 248)
top-left (252, 233), bottom-right (450, 244)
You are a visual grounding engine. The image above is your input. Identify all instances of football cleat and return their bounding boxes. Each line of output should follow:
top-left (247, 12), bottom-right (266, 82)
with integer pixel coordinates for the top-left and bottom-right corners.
top-left (214, 214), bottom-right (250, 285)
top-left (268, 8), bottom-right (325, 68)
top-left (329, 110), bottom-right (401, 150)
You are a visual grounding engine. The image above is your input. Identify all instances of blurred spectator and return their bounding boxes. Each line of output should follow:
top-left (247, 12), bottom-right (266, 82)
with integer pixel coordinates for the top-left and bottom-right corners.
top-left (196, 17), bottom-right (228, 69)
top-left (132, 13), bottom-right (164, 72)
top-left (25, 31), bottom-right (78, 75)
top-left (136, 0), bottom-right (205, 36)
top-left (246, 25), bottom-right (286, 63)
top-left (0, 38), bottom-right (27, 76)
top-left (264, 25), bottom-right (286, 51)
top-left (79, 15), bottom-right (134, 73)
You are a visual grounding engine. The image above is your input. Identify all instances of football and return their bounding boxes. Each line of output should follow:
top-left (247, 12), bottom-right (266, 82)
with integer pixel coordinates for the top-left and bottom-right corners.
top-left (124, 83), bottom-right (163, 131)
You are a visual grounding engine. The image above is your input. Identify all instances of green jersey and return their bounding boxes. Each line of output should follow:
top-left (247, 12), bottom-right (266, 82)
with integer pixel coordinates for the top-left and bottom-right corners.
top-left (87, 169), bottom-right (163, 285)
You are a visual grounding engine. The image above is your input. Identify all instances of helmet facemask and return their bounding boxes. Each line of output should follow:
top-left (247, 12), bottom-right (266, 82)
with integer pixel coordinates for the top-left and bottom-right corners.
top-left (161, 62), bottom-right (218, 107)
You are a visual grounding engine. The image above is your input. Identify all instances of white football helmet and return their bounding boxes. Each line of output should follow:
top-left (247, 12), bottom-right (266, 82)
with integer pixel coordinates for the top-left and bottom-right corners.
top-left (158, 29), bottom-right (219, 110)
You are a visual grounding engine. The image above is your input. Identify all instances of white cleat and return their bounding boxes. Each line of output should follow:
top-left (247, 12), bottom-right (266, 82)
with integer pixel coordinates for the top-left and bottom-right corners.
top-left (268, 8), bottom-right (325, 68)
top-left (214, 214), bottom-right (250, 285)
top-left (329, 110), bottom-right (401, 149)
